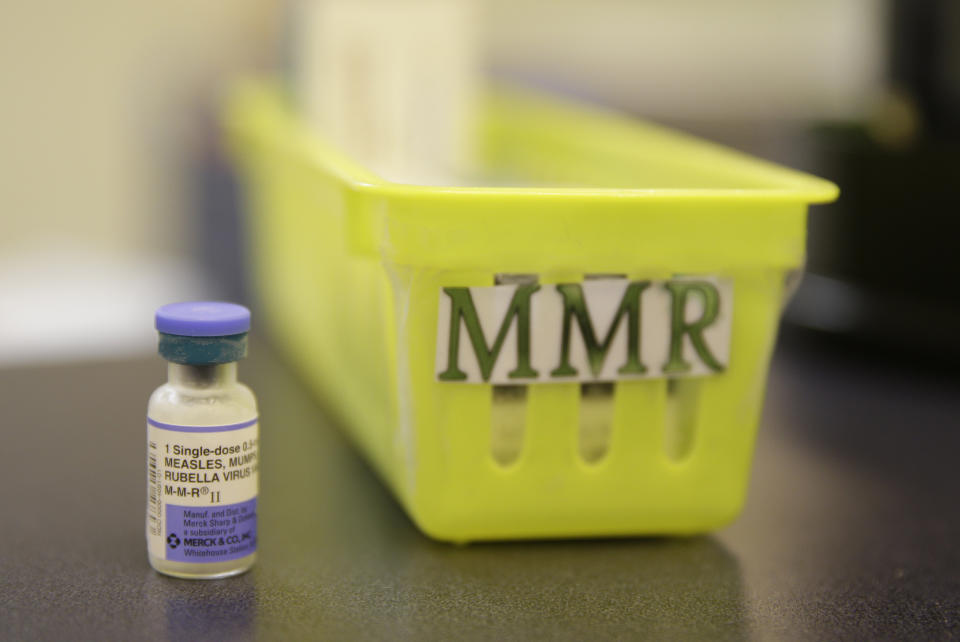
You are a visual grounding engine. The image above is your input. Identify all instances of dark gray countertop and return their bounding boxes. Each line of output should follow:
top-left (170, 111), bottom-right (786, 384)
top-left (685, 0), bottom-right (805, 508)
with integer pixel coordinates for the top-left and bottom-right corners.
top-left (1, 334), bottom-right (958, 640)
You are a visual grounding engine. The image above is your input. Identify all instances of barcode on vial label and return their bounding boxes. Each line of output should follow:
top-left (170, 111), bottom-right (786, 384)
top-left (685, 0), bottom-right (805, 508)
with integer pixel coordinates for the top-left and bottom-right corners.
top-left (147, 443), bottom-right (161, 537)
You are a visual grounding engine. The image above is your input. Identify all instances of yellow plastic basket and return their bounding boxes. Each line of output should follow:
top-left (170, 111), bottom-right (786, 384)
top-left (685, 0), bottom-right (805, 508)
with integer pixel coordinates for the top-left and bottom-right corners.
top-left (226, 79), bottom-right (838, 542)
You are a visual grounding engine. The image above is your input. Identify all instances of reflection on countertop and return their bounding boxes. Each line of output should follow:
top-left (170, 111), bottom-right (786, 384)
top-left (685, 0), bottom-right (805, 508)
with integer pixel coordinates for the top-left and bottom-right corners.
top-left (0, 332), bottom-right (957, 640)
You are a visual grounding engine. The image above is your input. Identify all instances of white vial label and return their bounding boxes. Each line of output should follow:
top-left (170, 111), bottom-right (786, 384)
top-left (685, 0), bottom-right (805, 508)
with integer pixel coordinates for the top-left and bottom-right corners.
top-left (146, 418), bottom-right (259, 563)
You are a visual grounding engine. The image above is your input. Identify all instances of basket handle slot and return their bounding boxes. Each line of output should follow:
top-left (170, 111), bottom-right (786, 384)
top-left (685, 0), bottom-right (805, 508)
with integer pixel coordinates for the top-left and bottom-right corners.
top-left (579, 382), bottom-right (614, 464)
top-left (664, 378), bottom-right (700, 462)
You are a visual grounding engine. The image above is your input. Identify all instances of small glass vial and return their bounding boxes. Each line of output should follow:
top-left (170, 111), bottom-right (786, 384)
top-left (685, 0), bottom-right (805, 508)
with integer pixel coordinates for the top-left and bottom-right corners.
top-left (147, 302), bottom-right (259, 579)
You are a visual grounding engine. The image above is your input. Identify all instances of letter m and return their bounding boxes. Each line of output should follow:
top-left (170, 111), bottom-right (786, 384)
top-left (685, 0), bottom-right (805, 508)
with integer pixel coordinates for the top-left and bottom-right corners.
top-left (438, 284), bottom-right (540, 382)
top-left (551, 281), bottom-right (650, 378)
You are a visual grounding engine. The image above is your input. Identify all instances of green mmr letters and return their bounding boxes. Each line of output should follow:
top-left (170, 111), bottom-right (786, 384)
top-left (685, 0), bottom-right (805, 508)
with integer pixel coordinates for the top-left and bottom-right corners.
top-left (437, 278), bottom-right (727, 383)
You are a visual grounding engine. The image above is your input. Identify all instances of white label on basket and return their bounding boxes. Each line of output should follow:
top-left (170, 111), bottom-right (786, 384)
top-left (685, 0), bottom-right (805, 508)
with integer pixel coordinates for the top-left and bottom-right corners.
top-left (436, 277), bottom-right (732, 384)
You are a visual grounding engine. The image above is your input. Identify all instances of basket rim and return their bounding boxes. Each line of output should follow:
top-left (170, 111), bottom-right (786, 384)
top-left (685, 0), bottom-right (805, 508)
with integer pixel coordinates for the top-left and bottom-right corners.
top-left (225, 78), bottom-right (839, 206)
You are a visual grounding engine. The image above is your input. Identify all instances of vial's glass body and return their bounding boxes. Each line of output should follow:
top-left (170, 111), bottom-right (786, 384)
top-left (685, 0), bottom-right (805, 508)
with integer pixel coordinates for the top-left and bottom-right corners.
top-left (147, 363), bottom-right (258, 579)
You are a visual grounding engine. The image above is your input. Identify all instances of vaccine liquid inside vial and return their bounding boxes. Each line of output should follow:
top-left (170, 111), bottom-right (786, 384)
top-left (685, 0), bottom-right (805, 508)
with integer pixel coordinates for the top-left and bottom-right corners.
top-left (147, 363), bottom-right (259, 579)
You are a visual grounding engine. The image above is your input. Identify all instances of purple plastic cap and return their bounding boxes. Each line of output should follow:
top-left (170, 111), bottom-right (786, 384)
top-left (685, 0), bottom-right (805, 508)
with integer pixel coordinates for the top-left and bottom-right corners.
top-left (155, 301), bottom-right (251, 337)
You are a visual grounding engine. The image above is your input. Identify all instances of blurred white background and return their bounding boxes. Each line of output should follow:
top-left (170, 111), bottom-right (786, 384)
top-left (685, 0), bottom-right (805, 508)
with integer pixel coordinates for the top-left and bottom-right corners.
top-left (0, 0), bottom-right (886, 366)
top-left (0, 0), bottom-right (281, 364)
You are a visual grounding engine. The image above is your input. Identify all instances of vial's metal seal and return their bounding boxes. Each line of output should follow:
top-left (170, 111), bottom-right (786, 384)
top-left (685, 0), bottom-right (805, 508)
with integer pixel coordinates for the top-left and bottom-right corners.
top-left (158, 332), bottom-right (248, 365)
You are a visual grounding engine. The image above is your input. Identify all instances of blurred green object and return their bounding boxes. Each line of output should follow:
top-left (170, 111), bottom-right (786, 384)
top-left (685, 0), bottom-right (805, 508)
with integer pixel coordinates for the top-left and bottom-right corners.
top-left (226, 79), bottom-right (836, 542)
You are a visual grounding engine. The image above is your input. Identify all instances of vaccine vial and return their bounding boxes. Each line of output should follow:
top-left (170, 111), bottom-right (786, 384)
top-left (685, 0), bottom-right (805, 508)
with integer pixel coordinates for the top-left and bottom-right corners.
top-left (147, 302), bottom-right (259, 579)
